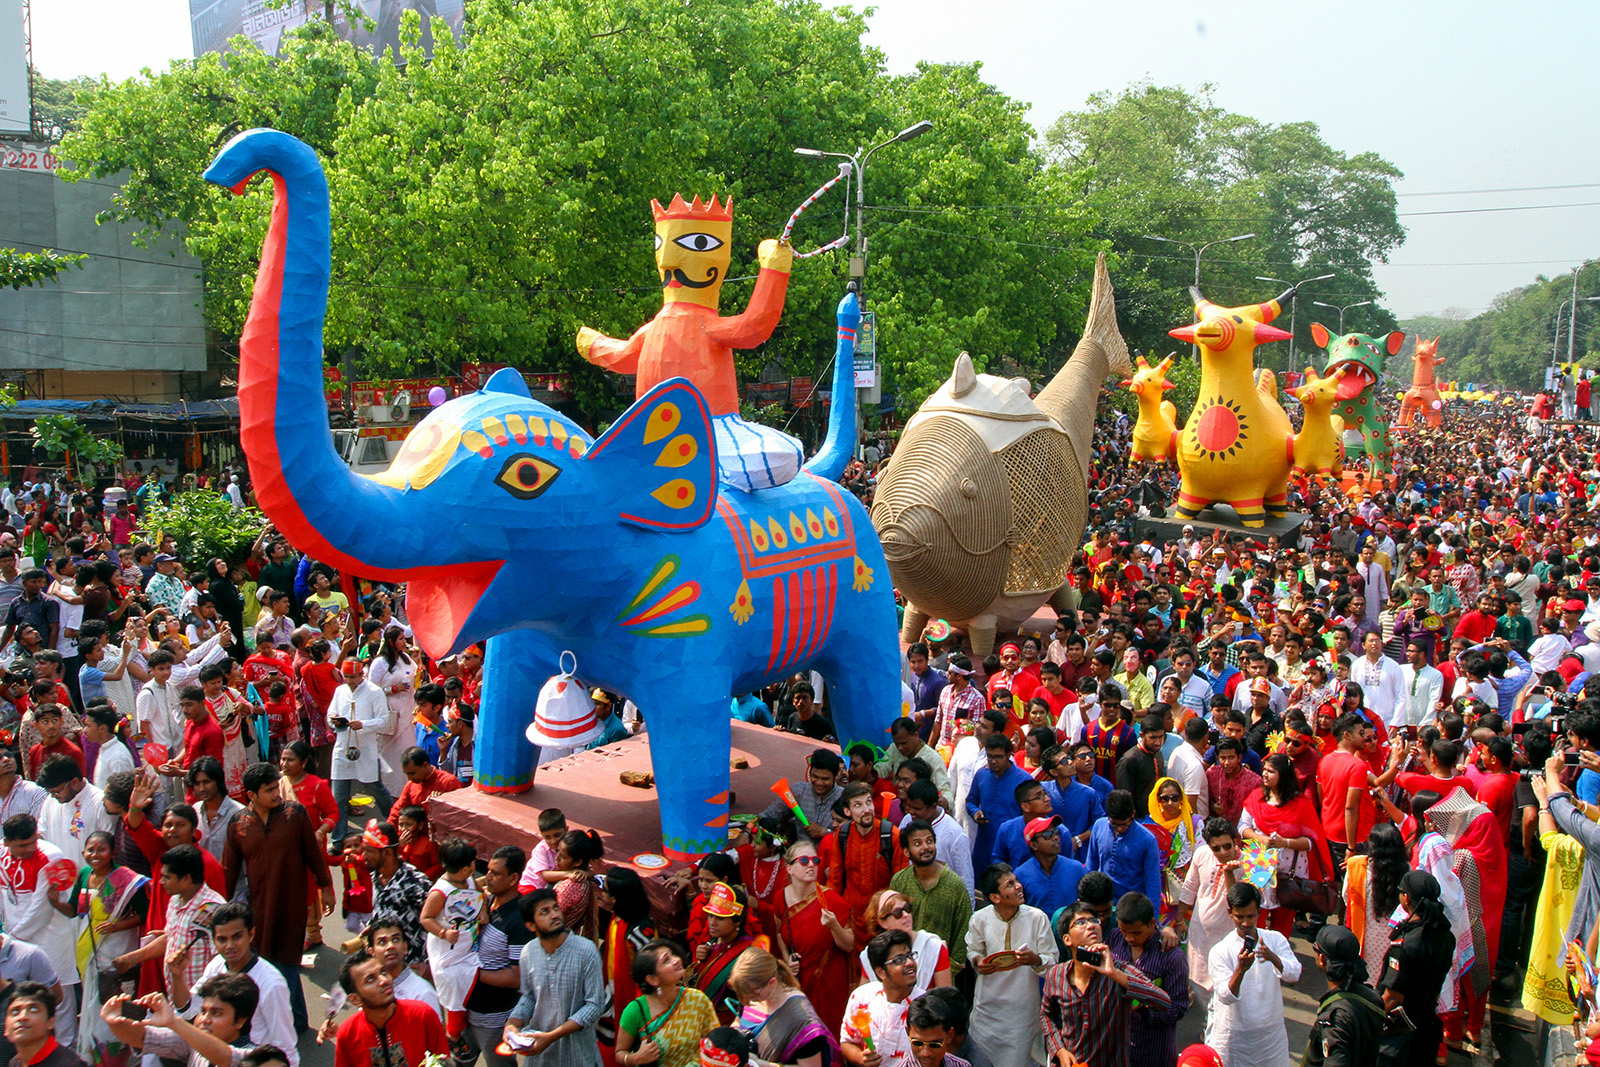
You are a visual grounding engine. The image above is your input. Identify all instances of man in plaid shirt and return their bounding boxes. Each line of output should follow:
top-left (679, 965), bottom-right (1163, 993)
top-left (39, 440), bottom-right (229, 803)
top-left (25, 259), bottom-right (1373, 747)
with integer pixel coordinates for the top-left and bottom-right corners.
top-left (112, 844), bottom-right (224, 995)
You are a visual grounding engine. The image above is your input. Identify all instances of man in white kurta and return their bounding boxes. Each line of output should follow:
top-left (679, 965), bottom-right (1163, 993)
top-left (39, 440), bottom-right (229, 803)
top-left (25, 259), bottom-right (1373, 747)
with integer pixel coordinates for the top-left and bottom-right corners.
top-left (37, 768), bottom-right (117, 870)
top-left (966, 868), bottom-right (1058, 1067)
top-left (327, 661), bottom-right (394, 842)
top-left (1205, 887), bottom-right (1301, 1067)
top-left (1178, 831), bottom-right (1239, 999)
top-left (0, 823), bottom-right (76, 1042)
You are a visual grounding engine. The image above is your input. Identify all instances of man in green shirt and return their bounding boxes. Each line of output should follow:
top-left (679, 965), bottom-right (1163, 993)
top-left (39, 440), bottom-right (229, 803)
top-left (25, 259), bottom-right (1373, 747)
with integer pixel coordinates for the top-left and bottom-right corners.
top-left (890, 819), bottom-right (971, 972)
top-left (1496, 591), bottom-right (1534, 653)
top-left (1420, 565), bottom-right (1462, 637)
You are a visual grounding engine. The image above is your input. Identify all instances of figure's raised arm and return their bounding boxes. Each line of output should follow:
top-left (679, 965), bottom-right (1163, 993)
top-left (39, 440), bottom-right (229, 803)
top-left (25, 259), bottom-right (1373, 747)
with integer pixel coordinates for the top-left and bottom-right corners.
top-left (577, 321), bottom-right (650, 374)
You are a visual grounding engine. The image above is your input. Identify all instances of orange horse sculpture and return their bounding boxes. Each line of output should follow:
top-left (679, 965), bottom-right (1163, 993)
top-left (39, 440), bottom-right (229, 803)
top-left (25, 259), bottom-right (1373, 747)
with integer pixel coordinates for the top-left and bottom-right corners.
top-left (1397, 336), bottom-right (1444, 429)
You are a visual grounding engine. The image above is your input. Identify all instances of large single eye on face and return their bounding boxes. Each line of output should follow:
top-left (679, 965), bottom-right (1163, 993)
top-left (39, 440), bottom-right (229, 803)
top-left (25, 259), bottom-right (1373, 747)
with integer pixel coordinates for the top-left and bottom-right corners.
top-left (673, 232), bottom-right (724, 252)
top-left (495, 454), bottom-right (561, 500)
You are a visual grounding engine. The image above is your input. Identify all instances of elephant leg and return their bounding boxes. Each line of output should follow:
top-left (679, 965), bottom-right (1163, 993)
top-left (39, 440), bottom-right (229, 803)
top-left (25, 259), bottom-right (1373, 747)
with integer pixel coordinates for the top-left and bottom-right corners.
top-left (1365, 424), bottom-right (1393, 475)
top-left (1264, 489), bottom-right (1288, 518)
top-left (900, 605), bottom-right (930, 647)
top-left (475, 630), bottom-right (557, 793)
top-left (967, 613), bottom-right (998, 659)
top-left (642, 684), bottom-right (735, 861)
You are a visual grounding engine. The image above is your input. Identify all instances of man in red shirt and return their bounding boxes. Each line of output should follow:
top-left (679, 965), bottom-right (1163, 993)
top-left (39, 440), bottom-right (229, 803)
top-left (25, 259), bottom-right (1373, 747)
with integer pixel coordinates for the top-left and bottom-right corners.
top-left (1393, 739), bottom-right (1478, 801)
top-left (387, 748), bottom-right (463, 824)
top-left (162, 687), bottom-right (224, 783)
top-left (26, 705), bottom-right (85, 781)
top-left (1317, 712), bottom-right (1395, 870)
top-left (1466, 737), bottom-right (1518, 838)
top-left (1035, 662), bottom-right (1076, 721)
top-left (334, 949), bottom-right (446, 1067)
top-left (822, 782), bottom-right (906, 942)
top-left (1454, 594), bottom-right (1501, 647)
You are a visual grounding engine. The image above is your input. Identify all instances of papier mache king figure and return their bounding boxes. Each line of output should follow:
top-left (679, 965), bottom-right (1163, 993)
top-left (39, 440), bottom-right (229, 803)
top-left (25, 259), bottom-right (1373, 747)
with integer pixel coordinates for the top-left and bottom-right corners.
top-left (576, 194), bottom-right (804, 493)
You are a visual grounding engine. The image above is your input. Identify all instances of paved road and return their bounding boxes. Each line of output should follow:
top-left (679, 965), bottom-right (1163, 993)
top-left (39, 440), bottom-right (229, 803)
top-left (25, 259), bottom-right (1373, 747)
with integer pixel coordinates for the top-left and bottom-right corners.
top-left (289, 923), bottom-right (1538, 1067)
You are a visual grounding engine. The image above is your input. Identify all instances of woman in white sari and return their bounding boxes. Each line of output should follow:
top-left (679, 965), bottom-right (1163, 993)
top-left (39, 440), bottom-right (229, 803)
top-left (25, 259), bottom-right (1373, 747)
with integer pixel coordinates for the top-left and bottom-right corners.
top-left (1408, 790), bottom-right (1473, 1013)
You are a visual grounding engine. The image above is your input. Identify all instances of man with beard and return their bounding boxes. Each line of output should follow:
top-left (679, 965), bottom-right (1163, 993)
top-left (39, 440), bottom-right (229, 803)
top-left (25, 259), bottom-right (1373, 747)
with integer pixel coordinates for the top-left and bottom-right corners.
top-left (889, 820), bottom-right (970, 978)
top-left (222, 763), bottom-right (333, 1031)
top-left (504, 889), bottom-right (605, 1067)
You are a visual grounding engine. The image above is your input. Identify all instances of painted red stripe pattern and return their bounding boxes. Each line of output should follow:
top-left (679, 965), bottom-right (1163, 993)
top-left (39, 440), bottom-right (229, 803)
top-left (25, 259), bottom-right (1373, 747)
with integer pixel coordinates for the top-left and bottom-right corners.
top-left (763, 563), bottom-right (839, 675)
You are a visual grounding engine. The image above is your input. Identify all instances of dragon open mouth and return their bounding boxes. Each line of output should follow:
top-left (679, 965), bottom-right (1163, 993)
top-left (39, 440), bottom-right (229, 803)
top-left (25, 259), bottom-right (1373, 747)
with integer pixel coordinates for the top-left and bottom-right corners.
top-left (1330, 362), bottom-right (1375, 401)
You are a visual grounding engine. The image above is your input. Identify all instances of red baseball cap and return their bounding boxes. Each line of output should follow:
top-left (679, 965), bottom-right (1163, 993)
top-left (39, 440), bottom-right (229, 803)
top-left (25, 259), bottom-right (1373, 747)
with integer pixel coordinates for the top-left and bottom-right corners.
top-left (1024, 816), bottom-right (1063, 840)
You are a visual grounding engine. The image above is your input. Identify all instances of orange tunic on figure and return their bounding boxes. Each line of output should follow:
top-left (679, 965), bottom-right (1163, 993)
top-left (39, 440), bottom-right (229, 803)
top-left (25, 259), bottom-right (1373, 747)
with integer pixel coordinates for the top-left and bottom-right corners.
top-left (584, 269), bottom-right (790, 417)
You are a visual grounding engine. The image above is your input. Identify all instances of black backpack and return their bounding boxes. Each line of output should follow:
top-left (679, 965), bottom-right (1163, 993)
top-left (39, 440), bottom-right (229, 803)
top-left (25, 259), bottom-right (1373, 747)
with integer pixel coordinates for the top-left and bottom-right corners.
top-left (835, 819), bottom-right (897, 889)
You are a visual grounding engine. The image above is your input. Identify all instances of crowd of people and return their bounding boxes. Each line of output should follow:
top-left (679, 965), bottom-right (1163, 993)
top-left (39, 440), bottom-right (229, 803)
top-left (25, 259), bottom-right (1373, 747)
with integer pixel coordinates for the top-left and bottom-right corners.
top-left (1, 386), bottom-right (1598, 1067)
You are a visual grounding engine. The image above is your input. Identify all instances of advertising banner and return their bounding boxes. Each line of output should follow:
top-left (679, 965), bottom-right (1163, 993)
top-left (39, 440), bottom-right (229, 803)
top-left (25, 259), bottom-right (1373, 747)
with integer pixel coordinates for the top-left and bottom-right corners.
top-left (0, 0), bottom-right (27, 135)
top-left (189, 0), bottom-right (466, 61)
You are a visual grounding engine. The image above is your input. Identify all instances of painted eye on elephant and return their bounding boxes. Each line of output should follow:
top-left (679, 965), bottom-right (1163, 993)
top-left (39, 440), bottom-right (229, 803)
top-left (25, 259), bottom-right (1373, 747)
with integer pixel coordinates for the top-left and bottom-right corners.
top-left (495, 454), bottom-right (561, 500)
top-left (673, 232), bottom-right (724, 252)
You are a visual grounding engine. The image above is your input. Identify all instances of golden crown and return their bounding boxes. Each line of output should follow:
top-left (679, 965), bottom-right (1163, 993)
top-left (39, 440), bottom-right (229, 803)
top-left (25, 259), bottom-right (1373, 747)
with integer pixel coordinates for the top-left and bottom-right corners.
top-left (651, 193), bottom-right (733, 223)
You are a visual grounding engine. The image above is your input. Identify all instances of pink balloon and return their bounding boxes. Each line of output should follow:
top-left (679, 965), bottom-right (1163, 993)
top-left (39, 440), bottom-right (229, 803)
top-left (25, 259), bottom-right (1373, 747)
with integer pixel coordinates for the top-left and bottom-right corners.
top-left (1430, 400), bottom-right (1442, 409)
top-left (428, 386), bottom-right (448, 406)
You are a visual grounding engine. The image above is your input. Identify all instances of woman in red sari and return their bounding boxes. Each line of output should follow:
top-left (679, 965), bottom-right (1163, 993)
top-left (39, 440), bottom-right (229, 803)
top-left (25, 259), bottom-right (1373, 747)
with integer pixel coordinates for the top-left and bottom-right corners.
top-left (774, 838), bottom-right (853, 1033)
top-left (1239, 753), bottom-right (1333, 935)
top-left (279, 739), bottom-right (338, 948)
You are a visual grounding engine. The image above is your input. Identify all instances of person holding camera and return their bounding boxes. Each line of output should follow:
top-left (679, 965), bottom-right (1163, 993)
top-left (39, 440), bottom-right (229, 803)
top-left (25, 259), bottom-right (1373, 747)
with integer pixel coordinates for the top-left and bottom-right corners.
top-left (326, 661), bottom-right (393, 845)
top-left (1039, 902), bottom-right (1170, 1067)
top-left (1204, 883), bottom-right (1300, 1067)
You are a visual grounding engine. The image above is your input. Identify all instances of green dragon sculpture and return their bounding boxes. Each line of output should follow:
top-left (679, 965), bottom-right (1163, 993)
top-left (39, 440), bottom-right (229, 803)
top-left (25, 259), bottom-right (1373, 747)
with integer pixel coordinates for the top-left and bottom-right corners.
top-left (1311, 322), bottom-right (1404, 476)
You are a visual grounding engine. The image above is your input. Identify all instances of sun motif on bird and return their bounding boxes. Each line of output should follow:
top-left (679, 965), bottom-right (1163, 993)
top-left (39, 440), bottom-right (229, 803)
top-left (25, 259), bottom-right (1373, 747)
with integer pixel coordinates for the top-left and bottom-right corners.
top-left (1188, 397), bottom-right (1251, 461)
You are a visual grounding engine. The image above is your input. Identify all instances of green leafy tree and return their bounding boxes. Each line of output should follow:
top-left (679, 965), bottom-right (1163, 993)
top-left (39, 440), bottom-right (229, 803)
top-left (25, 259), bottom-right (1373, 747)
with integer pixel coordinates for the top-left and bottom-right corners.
top-left (140, 490), bottom-right (269, 567)
top-left (0, 248), bottom-right (87, 290)
top-left (1043, 82), bottom-right (1405, 371)
top-left (29, 414), bottom-right (122, 478)
top-left (29, 74), bottom-right (99, 140)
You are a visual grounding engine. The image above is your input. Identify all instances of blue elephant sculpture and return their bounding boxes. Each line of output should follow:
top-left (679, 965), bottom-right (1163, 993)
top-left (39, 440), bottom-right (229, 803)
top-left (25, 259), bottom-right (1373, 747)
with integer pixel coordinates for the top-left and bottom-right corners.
top-left (204, 129), bottom-right (902, 858)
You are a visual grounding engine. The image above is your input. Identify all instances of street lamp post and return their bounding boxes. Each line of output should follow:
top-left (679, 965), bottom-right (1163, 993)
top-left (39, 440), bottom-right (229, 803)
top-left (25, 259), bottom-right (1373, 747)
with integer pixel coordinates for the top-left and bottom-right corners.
top-left (794, 120), bottom-right (933, 297)
top-left (1311, 299), bottom-right (1374, 336)
top-left (1142, 232), bottom-right (1256, 359)
top-left (1256, 272), bottom-right (1335, 369)
top-left (1553, 295), bottom-right (1600, 389)
top-left (794, 121), bottom-right (933, 450)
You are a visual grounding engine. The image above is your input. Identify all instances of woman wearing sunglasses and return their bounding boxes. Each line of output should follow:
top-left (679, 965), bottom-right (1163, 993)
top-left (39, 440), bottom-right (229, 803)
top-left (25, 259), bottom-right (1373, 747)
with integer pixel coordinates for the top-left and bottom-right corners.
top-left (774, 839), bottom-right (853, 1032)
top-left (854, 890), bottom-right (951, 995)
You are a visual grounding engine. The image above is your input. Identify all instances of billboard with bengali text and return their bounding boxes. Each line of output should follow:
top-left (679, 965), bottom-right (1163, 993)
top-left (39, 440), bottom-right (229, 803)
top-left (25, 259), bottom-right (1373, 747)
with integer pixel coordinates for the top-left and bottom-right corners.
top-left (0, 0), bottom-right (28, 136)
top-left (189, 0), bottom-right (465, 62)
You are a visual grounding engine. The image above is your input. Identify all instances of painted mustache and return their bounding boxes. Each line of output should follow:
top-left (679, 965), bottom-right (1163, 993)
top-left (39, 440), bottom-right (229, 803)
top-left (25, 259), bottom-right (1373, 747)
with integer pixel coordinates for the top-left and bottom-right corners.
top-left (662, 266), bottom-right (719, 289)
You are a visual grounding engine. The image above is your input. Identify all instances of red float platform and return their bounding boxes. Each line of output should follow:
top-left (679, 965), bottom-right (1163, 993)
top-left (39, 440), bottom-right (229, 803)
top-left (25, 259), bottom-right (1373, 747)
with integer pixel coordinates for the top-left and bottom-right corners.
top-left (426, 722), bottom-right (839, 921)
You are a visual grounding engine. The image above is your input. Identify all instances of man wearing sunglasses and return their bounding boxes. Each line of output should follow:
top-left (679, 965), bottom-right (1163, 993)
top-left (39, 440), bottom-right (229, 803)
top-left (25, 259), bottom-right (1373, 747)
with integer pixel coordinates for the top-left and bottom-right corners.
top-left (903, 993), bottom-right (972, 1067)
top-left (841, 930), bottom-right (920, 1067)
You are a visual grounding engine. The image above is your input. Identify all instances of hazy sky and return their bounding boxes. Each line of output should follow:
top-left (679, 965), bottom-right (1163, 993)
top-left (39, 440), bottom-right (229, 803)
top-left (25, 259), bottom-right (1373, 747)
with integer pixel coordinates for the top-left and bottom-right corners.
top-left (26, 0), bottom-right (1600, 320)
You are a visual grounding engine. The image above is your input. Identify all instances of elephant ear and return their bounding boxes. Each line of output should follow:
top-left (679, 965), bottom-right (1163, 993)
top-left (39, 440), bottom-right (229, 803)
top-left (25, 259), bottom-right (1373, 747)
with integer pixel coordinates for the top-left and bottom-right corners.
top-left (1309, 323), bottom-right (1331, 349)
top-left (586, 378), bottom-right (718, 532)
